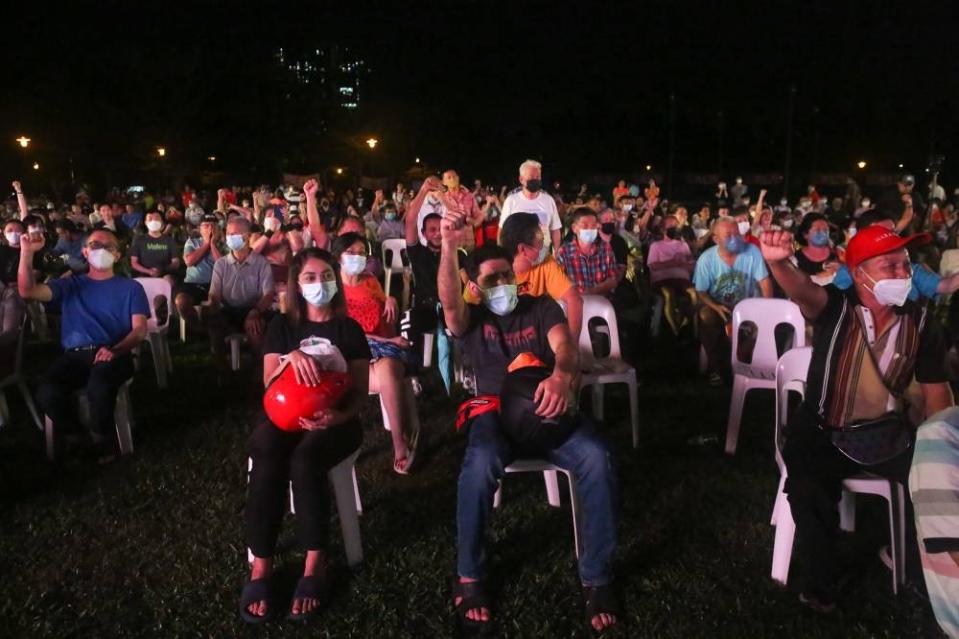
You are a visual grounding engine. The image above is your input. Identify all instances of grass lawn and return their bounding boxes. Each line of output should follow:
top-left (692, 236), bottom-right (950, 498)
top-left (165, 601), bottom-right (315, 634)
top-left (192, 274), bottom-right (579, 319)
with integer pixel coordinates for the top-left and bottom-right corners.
top-left (0, 333), bottom-right (945, 638)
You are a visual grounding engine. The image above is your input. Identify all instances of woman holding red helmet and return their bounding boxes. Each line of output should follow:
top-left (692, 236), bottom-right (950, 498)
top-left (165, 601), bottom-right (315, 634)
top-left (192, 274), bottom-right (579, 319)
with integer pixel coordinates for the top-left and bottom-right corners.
top-left (240, 247), bottom-right (370, 624)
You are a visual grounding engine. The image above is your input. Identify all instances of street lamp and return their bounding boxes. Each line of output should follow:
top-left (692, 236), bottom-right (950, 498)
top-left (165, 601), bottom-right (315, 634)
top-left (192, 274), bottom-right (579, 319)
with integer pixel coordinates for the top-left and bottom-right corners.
top-left (32, 162), bottom-right (39, 171)
top-left (898, 163), bottom-right (904, 169)
top-left (857, 160), bottom-right (867, 169)
top-left (415, 157), bottom-right (421, 164)
top-left (157, 146), bottom-right (166, 157)
top-left (645, 164), bottom-right (652, 171)
top-left (336, 167), bottom-right (344, 175)
top-left (207, 155), bottom-right (216, 162)
top-left (16, 136), bottom-right (31, 148)
top-left (366, 137), bottom-right (378, 150)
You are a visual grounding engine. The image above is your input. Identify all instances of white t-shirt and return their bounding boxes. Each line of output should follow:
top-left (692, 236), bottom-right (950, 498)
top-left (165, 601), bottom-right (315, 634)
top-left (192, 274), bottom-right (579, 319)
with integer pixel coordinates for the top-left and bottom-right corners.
top-left (498, 188), bottom-right (562, 248)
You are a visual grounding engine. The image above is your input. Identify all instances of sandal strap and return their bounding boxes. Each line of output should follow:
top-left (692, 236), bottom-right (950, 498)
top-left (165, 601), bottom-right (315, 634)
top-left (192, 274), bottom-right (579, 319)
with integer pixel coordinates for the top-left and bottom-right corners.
top-left (241, 577), bottom-right (273, 606)
top-left (292, 574), bottom-right (330, 601)
top-left (454, 579), bottom-right (490, 612)
top-left (583, 583), bottom-right (619, 617)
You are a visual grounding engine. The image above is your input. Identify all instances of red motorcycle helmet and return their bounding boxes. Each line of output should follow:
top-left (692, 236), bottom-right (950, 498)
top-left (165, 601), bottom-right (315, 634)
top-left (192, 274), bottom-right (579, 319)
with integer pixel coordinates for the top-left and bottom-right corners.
top-left (263, 363), bottom-right (352, 432)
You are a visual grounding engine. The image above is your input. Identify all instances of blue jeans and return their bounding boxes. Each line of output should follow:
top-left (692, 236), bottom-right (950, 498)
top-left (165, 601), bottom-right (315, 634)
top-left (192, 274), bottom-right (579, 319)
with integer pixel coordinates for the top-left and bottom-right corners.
top-left (456, 411), bottom-right (618, 586)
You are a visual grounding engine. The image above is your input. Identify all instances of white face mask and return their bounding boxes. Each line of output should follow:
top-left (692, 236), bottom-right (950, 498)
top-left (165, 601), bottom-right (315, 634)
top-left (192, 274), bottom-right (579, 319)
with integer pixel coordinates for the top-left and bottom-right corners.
top-left (146, 220), bottom-right (163, 232)
top-left (87, 248), bottom-right (116, 270)
top-left (264, 217), bottom-right (280, 232)
top-left (577, 228), bottom-right (598, 244)
top-left (531, 243), bottom-right (548, 266)
top-left (5, 231), bottom-right (22, 246)
top-left (341, 254), bottom-right (367, 276)
top-left (737, 221), bottom-right (751, 235)
top-left (225, 234), bottom-right (246, 252)
top-left (861, 270), bottom-right (911, 307)
top-left (482, 284), bottom-right (519, 316)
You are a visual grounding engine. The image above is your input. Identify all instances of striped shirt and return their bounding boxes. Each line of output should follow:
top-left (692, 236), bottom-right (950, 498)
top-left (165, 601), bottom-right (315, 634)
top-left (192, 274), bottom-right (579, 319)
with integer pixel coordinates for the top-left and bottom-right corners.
top-left (910, 407), bottom-right (959, 637)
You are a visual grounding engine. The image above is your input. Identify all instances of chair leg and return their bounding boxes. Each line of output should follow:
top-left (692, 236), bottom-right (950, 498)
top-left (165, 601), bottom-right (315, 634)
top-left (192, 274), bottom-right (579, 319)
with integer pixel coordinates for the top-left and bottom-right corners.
top-left (724, 376), bottom-right (747, 455)
top-left (18, 379), bottom-right (44, 431)
top-left (543, 470), bottom-right (561, 507)
top-left (378, 394), bottom-right (391, 432)
top-left (115, 385), bottom-right (134, 455)
top-left (591, 385), bottom-right (604, 421)
top-left (771, 499), bottom-right (796, 585)
top-left (628, 373), bottom-right (639, 449)
top-left (403, 380), bottom-right (420, 440)
top-left (148, 334), bottom-right (168, 389)
top-left (230, 338), bottom-right (242, 371)
top-left (164, 336), bottom-right (173, 372)
top-left (331, 463), bottom-right (363, 567)
top-left (892, 482), bottom-right (906, 593)
top-left (352, 467), bottom-right (363, 515)
top-left (566, 472), bottom-right (582, 559)
top-left (771, 475), bottom-right (787, 525)
top-left (383, 268), bottom-right (393, 299)
top-left (44, 414), bottom-right (55, 461)
top-left (422, 332), bottom-right (435, 368)
top-left (839, 491), bottom-right (856, 532)
top-left (179, 316), bottom-right (188, 343)
top-left (493, 480), bottom-right (502, 509)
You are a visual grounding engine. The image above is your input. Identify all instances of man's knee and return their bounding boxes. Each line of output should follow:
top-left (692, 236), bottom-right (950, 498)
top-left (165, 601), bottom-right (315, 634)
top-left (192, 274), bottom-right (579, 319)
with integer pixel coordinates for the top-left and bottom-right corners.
top-left (36, 381), bottom-right (64, 412)
top-left (460, 416), bottom-right (509, 481)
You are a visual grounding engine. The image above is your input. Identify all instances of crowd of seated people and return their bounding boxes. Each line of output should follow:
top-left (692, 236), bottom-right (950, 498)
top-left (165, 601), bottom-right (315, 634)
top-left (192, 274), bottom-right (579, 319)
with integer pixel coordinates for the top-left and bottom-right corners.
top-left (6, 166), bottom-right (959, 635)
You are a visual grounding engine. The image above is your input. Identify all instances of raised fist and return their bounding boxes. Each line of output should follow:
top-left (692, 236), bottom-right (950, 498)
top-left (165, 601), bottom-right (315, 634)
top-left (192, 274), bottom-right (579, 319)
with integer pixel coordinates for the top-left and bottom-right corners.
top-left (303, 179), bottom-right (319, 198)
top-left (759, 230), bottom-right (795, 263)
top-left (12, 181), bottom-right (22, 193)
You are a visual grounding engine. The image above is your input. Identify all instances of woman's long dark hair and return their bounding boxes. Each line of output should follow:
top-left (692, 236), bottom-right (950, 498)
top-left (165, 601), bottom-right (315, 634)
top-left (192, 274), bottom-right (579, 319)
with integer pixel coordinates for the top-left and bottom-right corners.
top-left (285, 248), bottom-right (345, 328)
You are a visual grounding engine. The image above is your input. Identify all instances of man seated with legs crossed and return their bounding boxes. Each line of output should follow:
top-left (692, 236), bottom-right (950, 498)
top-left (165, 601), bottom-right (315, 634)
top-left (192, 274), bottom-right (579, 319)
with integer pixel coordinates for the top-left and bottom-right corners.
top-left (18, 228), bottom-right (148, 463)
top-left (437, 212), bottom-right (619, 635)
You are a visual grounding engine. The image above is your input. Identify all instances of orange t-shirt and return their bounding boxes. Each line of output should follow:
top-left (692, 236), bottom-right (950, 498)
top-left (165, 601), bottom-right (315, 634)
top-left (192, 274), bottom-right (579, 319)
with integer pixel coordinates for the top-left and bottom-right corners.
top-left (464, 256), bottom-right (572, 304)
top-left (344, 276), bottom-right (386, 335)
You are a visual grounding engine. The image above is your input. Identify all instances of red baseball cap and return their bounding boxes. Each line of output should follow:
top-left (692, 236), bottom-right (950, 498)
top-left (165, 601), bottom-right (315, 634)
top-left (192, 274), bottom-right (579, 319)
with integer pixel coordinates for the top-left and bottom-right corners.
top-left (844, 225), bottom-right (931, 272)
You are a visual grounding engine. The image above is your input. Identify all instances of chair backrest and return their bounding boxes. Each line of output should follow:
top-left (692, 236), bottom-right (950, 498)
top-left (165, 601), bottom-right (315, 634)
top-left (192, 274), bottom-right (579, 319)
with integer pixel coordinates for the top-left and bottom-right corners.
top-left (136, 277), bottom-right (172, 332)
top-left (774, 346), bottom-right (812, 472)
top-left (731, 298), bottom-right (806, 371)
top-left (578, 294), bottom-right (622, 364)
top-left (381, 238), bottom-right (408, 270)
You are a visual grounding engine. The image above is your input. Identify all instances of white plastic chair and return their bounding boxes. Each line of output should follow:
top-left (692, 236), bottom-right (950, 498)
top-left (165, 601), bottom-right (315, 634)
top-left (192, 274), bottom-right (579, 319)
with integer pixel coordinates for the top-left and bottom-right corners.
top-left (246, 449), bottom-right (364, 567)
top-left (577, 295), bottom-right (639, 448)
top-left (493, 459), bottom-right (583, 558)
top-left (44, 379), bottom-right (135, 461)
top-left (381, 239), bottom-right (411, 310)
top-left (0, 316), bottom-right (43, 430)
top-left (368, 377), bottom-right (421, 437)
top-left (136, 278), bottom-right (174, 388)
top-left (770, 347), bottom-right (906, 593)
top-left (725, 298), bottom-right (806, 455)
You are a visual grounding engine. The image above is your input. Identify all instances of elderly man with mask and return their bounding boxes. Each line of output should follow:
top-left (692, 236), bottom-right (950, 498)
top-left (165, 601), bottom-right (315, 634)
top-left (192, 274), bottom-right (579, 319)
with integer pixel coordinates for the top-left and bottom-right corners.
top-left (208, 217), bottom-right (275, 370)
top-left (760, 225), bottom-right (954, 613)
top-left (18, 228), bottom-right (148, 462)
top-left (498, 159), bottom-right (563, 253)
top-left (693, 216), bottom-right (772, 386)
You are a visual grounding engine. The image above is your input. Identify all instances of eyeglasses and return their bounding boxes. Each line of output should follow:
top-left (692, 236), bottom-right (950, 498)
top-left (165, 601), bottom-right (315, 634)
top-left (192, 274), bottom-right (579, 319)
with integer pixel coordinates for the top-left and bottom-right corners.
top-left (87, 241), bottom-right (118, 251)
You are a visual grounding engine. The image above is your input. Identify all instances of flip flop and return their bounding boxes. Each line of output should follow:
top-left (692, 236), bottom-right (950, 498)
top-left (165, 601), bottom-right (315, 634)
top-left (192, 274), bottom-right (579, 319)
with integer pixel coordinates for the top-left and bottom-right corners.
top-left (393, 428), bottom-right (421, 475)
top-left (239, 577), bottom-right (276, 624)
top-left (582, 583), bottom-right (620, 637)
top-left (287, 573), bottom-right (332, 622)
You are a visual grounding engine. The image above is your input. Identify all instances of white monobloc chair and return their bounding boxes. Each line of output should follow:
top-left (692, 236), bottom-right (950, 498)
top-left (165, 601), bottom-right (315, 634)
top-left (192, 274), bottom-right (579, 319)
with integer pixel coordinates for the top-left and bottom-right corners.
top-left (136, 278), bottom-right (174, 388)
top-left (44, 379), bottom-right (135, 461)
top-left (770, 347), bottom-right (906, 593)
top-left (493, 460), bottom-right (583, 558)
top-left (577, 295), bottom-right (639, 448)
top-left (369, 377), bottom-right (422, 441)
top-left (381, 239), bottom-right (411, 310)
top-left (0, 317), bottom-right (44, 430)
top-left (725, 298), bottom-right (806, 455)
top-left (246, 449), bottom-right (365, 567)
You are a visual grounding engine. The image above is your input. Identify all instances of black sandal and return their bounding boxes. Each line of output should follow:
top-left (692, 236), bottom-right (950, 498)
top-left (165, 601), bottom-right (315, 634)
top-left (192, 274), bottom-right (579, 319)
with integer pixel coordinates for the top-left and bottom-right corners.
top-left (239, 577), bottom-right (276, 624)
top-left (582, 583), bottom-right (620, 637)
top-left (452, 578), bottom-right (492, 632)
top-left (288, 574), bottom-right (332, 622)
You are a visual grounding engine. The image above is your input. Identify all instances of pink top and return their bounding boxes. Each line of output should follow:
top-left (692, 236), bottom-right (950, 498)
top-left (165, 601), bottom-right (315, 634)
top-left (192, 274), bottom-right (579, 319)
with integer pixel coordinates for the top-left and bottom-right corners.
top-left (647, 238), bottom-right (692, 284)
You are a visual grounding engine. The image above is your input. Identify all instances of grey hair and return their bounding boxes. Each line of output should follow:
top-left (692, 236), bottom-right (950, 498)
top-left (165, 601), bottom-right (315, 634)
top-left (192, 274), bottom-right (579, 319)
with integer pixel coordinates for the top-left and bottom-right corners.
top-left (519, 159), bottom-right (542, 176)
top-left (226, 216), bottom-right (252, 233)
top-left (711, 216), bottom-right (736, 231)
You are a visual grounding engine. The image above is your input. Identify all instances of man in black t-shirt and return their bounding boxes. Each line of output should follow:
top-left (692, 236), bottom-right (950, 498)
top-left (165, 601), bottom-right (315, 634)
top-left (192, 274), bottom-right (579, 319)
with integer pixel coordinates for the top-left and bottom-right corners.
top-left (438, 214), bottom-right (619, 635)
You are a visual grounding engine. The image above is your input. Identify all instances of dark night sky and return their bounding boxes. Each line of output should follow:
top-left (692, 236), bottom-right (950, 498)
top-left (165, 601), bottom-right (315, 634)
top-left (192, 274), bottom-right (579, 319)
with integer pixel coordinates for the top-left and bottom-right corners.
top-left (3, 1), bottom-right (958, 194)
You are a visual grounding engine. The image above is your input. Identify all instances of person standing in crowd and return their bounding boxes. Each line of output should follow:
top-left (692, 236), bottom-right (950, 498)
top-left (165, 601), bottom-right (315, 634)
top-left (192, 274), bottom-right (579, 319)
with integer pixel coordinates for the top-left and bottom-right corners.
top-left (441, 169), bottom-right (483, 251)
top-left (18, 228), bottom-right (148, 462)
top-left (498, 159), bottom-right (563, 253)
top-left (437, 211), bottom-right (619, 635)
top-left (761, 225), bottom-right (954, 613)
top-left (909, 406), bottom-right (959, 638)
top-left (175, 214), bottom-right (222, 333)
top-left (693, 217), bottom-right (772, 386)
top-left (130, 211), bottom-right (180, 286)
top-left (241, 248), bottom-right (369, 624)
top-left (207, 217), bottom-right (275, 371)
top-left (555, 207), bottom-right (622, 296)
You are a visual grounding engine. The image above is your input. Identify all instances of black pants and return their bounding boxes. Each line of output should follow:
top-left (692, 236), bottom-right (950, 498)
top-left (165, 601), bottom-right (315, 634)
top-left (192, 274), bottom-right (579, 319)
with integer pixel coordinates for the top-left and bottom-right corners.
top-left (783, 403), bottom-right (913, 600)
top-left (36, 349), bottom-right (135, 456)
top-left (245, 418), bottom-right (362, 558)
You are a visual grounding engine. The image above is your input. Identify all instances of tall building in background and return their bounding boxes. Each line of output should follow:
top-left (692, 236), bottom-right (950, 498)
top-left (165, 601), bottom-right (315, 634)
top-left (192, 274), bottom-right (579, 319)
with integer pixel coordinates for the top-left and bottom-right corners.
top-left (274, 44), bottom-right (368, 121)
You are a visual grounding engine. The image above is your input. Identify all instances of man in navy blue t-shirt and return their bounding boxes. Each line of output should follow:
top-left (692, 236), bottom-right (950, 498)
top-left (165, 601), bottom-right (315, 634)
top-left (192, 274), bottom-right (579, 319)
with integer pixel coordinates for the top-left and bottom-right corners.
top-left (18, 228), bottom-right (149, 461)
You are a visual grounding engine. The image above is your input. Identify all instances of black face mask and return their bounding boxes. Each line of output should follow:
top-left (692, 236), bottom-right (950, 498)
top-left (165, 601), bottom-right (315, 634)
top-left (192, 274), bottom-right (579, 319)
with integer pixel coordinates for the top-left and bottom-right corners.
top-left (525, 179), bottom-right (542, 193)
top-left (601, 222), bottom-right (616, 235)
top-left (665, 227), bottom-right (680, 240)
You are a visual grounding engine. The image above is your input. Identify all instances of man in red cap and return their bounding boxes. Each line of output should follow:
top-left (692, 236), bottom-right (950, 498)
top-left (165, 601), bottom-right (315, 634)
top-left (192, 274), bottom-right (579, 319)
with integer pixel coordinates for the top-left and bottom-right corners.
top-left (760, 226), bottom-right (955, 613)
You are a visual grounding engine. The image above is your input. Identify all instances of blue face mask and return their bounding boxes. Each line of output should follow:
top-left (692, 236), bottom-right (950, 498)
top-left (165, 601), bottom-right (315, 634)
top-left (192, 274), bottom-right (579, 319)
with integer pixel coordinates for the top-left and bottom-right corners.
top-left (384, 211), bottom-right (397, 221)
top-left (577, 229), bottom-right (598, 244)
top-left (301, 281), bottom-right (338, 307)
top-left (226, 234), bottom-right (246, 252)
top-left (725, 236), bottom-right (745, 254)
top-left (809, 230), bottom-right (830, 247)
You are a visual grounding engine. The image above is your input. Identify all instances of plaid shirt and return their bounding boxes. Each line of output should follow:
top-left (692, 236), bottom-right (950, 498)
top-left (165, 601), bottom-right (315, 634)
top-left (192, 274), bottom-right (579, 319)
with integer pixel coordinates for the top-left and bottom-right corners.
top-left (555, 239), bottom-right (618, 294)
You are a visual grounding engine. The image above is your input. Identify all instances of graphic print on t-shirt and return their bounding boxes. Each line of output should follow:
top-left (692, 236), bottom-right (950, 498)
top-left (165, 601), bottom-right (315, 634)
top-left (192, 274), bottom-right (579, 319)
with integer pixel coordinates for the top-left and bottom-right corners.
top-left (713, 271), bottom-right (748, 307)
top-left (483, 322), bottom-right (540, 351)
